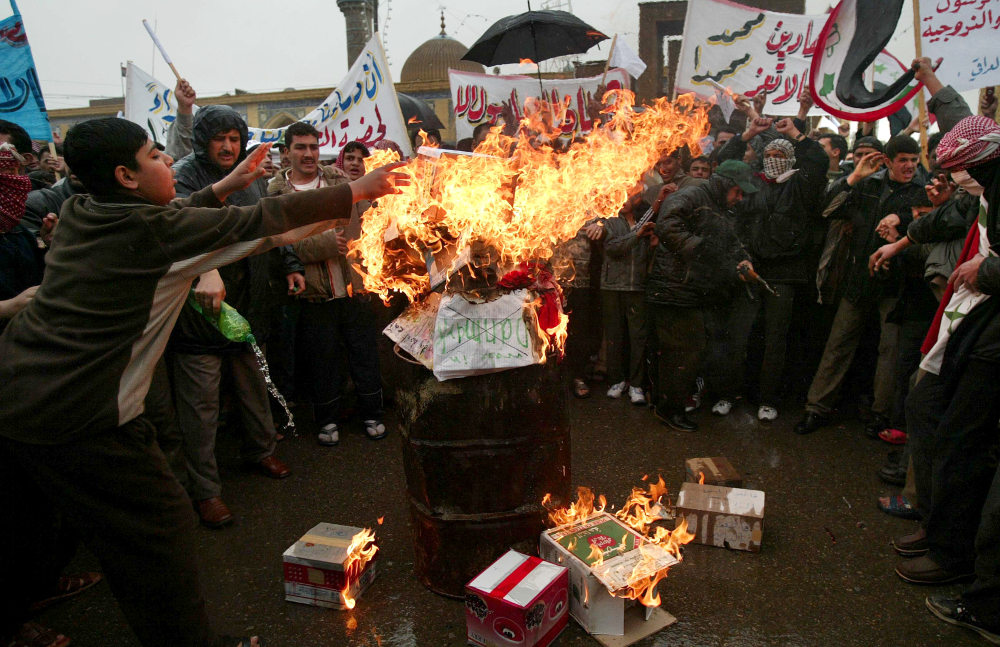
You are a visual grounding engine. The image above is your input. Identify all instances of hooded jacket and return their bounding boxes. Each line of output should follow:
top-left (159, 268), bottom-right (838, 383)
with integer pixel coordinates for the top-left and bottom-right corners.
top-left (169, 105), bottom-right (294, 353)
top-left (646, 176), bottom-right (750, 307)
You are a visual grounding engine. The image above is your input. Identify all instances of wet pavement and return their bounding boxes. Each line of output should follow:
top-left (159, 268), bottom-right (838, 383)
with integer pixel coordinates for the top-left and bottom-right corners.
top-left (39, 383), bottom-right (983, 646)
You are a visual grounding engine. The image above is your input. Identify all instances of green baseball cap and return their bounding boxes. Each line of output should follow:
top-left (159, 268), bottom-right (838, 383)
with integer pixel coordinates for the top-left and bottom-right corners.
top-left (714, 159), bottom-right (758, 194)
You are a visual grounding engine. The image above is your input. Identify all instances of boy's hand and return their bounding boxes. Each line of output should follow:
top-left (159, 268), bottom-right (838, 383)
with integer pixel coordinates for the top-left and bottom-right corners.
top-left (195, 270), bottom-right (226, 317)
top-left (286, 272), bottom-right (305, 295)
top-left (847, 151), bottom-right (885, 185)
top-left (39, 213), bottom-right (58, 246)
top-left (211, 143), bottom-right (272, 202)
top-left (349, 161), bottom-right (411, 202)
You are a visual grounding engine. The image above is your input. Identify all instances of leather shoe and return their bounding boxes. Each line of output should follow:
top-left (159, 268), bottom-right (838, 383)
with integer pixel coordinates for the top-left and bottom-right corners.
top-left (257, 455), bottom-right (291, 479)
top-left (794, 411), bottom-right (830, 435)
top-left (197, 497), bottom-right (234, 529)
top-left (654, 408), bottom-right (698, 432)
top-left (895, 555), bottom-right (974, 585)
top-left (892, 527), bottom-right (929, 556)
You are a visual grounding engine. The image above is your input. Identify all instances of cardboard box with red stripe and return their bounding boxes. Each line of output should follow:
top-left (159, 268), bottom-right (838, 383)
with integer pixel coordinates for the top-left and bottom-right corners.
top-left (465, 549), bottom-right (569, 647)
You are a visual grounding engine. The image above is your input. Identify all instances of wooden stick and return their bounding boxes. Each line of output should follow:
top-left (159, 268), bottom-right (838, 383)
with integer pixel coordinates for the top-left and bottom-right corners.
top-left (142, 19), bottom-right (182, 81)
top-left (600, 34), bottom-right (618, 87)
top-left (47, 141), bottom-right (60, 181)
top-left (911, 1), bottom-right (930, 168)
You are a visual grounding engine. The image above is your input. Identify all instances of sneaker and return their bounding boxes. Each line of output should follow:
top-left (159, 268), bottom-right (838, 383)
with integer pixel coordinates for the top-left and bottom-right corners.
top-left (317, 423), bottom-right (339, 446)
top-left (606, 381), bottom-right (627, 399)
top-left (628, 386), bottom-right (646, 405)
top-left (757, 405), bottom-right (778, 421)
top-left (711, 399), bottom-right (733, 415)
top-left (926, 596), bottom-right (1000, 645)
top-left (363, 419), bottom-right (387, 440)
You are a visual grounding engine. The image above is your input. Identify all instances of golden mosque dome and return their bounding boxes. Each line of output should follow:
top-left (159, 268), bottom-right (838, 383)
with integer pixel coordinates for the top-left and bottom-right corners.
top-left (399, 14), bottom-right (484, 84)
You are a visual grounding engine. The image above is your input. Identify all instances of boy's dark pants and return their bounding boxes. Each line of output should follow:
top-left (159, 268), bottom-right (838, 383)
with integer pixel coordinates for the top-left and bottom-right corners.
top-left (1, 417), bottom-right (215, 647)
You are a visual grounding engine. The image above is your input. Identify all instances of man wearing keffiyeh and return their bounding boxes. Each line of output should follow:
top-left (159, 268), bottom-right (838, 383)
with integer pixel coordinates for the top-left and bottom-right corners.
top-left (891, 110), bottom-right (1000, 642)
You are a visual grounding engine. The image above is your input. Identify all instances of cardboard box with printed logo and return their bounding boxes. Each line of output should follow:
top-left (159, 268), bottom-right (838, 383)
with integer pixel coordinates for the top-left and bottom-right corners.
top-left (675, 483), bottom-right (765, 552)
top-left (282, 522), bottom-right (378, 609)
top-left (684, 456), bottom-right (742, 488)
top-left (538, 512), bottom-right (677, 643)
top-left (465, 549), bottom-right (569, 647)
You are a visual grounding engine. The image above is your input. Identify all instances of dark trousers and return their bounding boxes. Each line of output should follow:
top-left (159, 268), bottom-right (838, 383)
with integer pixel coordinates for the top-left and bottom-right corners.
top-left (298, 296), bottom-right (383, 425)
top-left (907, 360), bottom-right (1000, 571)
top-left (564, 287), bottom-right (601, 380)
top-left (964, 462), bottom-right (1000, 628)
top-left (601, 290), bottom-right (649, 385)
top-left (650, 304), bottom-right (705, 414)
top-left (0, 418), bottom-right (215, 647)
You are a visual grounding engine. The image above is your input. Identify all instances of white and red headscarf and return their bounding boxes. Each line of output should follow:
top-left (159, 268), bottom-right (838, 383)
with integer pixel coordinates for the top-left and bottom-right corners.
top-left (936, 116), bottom-right (1000, 171)
top-left (0, 142), bottom-right (31, 234)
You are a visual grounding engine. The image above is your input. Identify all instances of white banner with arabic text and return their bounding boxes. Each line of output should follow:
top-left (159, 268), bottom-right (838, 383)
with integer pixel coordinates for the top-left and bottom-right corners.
top-left (124, 32), bottom-right (411, 157)
top-left (919, 0), bottom-right (1000, 91)
top-left (676, 0), bottom-right (824, 115)
top-left (448, 69), bottom-right (630, 142)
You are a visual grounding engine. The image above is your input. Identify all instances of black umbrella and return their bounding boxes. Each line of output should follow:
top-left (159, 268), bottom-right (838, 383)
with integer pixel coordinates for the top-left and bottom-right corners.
top-left (461, 10), bottom-right (608, 67)
top-left (397, 92), bottom-right (445, 131)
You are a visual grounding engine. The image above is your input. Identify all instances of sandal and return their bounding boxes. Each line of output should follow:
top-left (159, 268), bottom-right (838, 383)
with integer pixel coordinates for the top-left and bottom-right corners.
top-left (878, 428), bottom-right (908, 445)
top-left (878, 494), bottom-right (920, 520)
top-left (7, 622), bottom-right (70, 647)
top-left (363, 420), bottom-right (387, 440)
top-left (572, 378), bottom-right (590, 399)
top-left (29, 572), bottom-right (102, 612)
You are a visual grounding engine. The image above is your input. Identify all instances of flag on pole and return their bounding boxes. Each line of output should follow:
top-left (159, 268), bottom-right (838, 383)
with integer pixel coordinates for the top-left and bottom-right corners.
top-left (809, 0), bottom-right (922, 120)
top-left (609, 39), bottom-right (647, 79)
top-left (0, 0), bottom-right (52, 141)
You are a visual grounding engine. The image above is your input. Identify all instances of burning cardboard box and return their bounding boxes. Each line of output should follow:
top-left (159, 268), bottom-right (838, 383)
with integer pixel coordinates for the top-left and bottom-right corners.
top-left (539, 512), bottom-right (677, 643)
top-left (684, 457), bottom-right (742, 488)
top-left (465, 549), bottom-right (569, 647)
top-left (675, 483), bottom-right (765, 552)
top-left (282, 522), bottom-right (378, 609)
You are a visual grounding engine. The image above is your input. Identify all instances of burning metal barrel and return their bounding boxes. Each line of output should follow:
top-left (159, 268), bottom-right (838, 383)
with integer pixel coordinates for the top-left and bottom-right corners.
top-left (396, 361), bottom-right (571, 597)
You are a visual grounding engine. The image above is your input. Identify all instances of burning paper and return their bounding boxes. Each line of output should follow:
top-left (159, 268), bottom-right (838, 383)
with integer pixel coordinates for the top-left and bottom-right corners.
top-left (349, 91), bottom-right (709, 307)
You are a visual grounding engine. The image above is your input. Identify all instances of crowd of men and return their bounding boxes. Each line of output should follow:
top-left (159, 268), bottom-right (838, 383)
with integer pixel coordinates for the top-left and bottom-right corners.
top-left (1, 55), bottom-right (1000, 646)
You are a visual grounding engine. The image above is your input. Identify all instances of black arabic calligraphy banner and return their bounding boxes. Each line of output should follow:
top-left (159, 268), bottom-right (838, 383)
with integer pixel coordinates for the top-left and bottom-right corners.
top-left (448, 69), bottom-right (629, 141)
top-left (920, 0), bottom-right (1000, 91)
top-left (676, 0), bottom-right (824, 115)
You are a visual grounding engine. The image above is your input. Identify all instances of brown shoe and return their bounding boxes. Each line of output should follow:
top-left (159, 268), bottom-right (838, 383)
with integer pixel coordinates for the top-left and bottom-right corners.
top-left (257, 455), bottom-right (291, 479)
top-left (895, 555), bottom-right (974, 585)
top-left (892, 527), bottom-right (929, 557)
top-left (196, 497), bottom-right (234, 529)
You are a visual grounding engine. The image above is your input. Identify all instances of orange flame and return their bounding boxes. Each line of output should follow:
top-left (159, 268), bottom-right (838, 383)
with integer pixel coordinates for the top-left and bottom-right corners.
top-left (340, 526), bottom-right (379, 610)
top-left (698, 471), bottom-right (705, 485)
top-left (519, 57), bottom-right (536, 66)
top-left (351, 91), bottom-right (709, 312)
top-left (544, 476), bottom-right (696, 607)
top-left (407, 116), bottom-right (420, 124)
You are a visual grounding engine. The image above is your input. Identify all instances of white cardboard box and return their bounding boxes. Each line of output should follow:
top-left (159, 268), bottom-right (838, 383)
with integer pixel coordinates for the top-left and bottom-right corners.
top-left (675, 483), bottom-right (765, 552)
top-left (282, 522), bottom-right (378, 609)
top-left (538, 512), bottom-right (678, 640)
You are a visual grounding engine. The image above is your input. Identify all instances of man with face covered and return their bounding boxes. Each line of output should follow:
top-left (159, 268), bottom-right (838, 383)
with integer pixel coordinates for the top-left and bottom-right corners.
top-left (712, 116), bottom-right (828, 421)
top-left (167, 105), bottom-right (298, 528)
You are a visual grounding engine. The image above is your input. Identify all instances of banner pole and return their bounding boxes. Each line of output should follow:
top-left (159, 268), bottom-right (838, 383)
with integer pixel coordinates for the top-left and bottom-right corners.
top-left (47, 141), bottom-right (60, 181)
top-left (600, 34), bottom-right (618, 87)
top-left (911, 0), bottom-right (930, 168)
top-left (142, 19), bottom-right (182, 81)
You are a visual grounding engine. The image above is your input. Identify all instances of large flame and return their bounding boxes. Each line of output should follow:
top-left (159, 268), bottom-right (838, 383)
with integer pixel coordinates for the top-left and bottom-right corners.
top-left (543, 476), bottom-right (695, 607)
top-left (341, 526), bottom-right (379, 610)
top-left (350, 91), bottom-right (708, 308)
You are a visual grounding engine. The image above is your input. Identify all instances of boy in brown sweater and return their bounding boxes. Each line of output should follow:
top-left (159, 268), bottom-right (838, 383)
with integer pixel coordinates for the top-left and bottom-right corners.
top-left (0, 117), bottom-right (406, 647)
